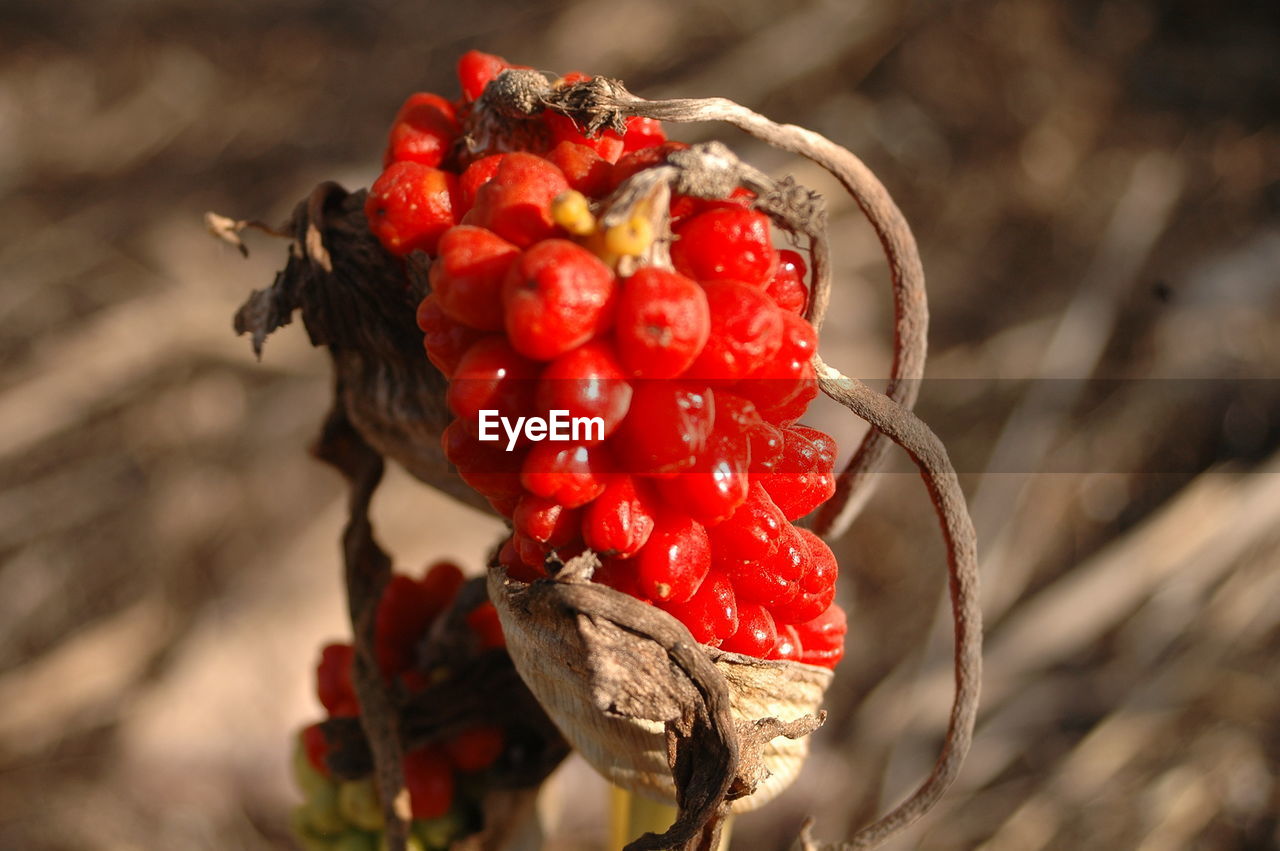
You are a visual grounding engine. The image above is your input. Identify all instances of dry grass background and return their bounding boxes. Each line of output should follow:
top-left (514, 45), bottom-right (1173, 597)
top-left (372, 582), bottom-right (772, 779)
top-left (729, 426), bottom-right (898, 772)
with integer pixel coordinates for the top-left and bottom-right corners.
top-left (1, 1), bottom-right (1277, 849)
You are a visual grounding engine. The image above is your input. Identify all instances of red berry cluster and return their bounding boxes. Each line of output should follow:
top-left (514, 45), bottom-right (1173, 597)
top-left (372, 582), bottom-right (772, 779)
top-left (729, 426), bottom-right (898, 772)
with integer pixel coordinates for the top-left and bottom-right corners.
top-left (303, 561), bottom-right (507, 822)
top-left (366, 52), bottom-right (847, 670)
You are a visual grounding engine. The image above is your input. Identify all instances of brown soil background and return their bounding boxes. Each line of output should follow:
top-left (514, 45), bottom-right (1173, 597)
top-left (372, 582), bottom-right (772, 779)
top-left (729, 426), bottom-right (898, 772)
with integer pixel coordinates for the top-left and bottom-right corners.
top-left (1, 1), bottom-right (1277, 849)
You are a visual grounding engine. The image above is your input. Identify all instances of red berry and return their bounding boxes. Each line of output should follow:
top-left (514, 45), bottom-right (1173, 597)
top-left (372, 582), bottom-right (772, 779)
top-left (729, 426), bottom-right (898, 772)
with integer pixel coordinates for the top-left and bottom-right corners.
top-left (301, 723), bottom-right (332, 777)
top-left (442, 418), bottom-right (528, 501)
top-left (467, 152), bottom-right (570, 248)
top-left (446, 336), bottom-right (538, 424)
top-left (403, 745), bottom-right (455, 819)
top-left (622, 116), bottom-right (667, 152)
top-left (761, 426), bottom-right (837, 520)
top-left (545, 141), bottom-right (612, 197)
top-left (794, 602), bottom-right (847, 668)
top-left (418, 561), bottom-right (466, 617)
top-left (418, 293), bottom-right (486, 377)
top-left (615, 268), bottom-right (710, 379)
top-left (497, 535), bottom-right (544, 583)
top-left (721, 523), bottom-right (805, 607)
top-left (375, 574), bottom-right (438, 678)
top-left (536, 341), bottom-right (633, 439)
top-left (707, 481), bottom-right (787, 561)
top-left (316, 643), bottom-right (359, 717)
top-left (635, 513), bottom-right (711, 603)
top-left (513, 494), bottom-right (581, 546)
top-left (520, 442), bottom-right (611, 508)
top-left (608, 141), bottom-right (690, 192)
top-left (686, 281), bottom-right (783, 381)
top-left (768, 624), bottom-right (803, 662)
top-left (655, 429), bottom-right (749, 525)
top-left (671, 206), bottom-right (779, 287)
top-left (458, 50), bottom-right (510, 101)
top-left (765, 249), bottom-right (809, 315)
top-left (771, 529), bottom-right (838, 624)
top-left (615, 382), bottom-right (714, 475)
top-left (544, 111), bottom-right (625, 163)
top-left (503, 239), bottom-right (616, 360)
top-left (657, 569), bottom-right (738, 645)
top-left (719, 603), bottom-right (778, 658)
top-left (365, 161), bottom-right (461, 256)
top-left (740, 310), bottom-right (818, 413)
top-left (458, 154), bottom-right (505, 215)
top-left (444, 725), bottom-right (505, 772)
top-left (384, 92), bottom-right (460, 168)
top-left (582, 474), bottom-right (656, 557)
top-left (466, 601), bottom-right (506, 649)
top-left (430, 225), bottom-right (520, 331)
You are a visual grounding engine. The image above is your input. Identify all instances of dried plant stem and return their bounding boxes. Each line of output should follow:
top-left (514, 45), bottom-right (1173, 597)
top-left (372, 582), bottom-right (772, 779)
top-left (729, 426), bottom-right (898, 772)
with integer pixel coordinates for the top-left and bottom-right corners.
top-left (312, 390), bottom-right (412, 851)
top-left (800, 362), bottom-right (981, 849)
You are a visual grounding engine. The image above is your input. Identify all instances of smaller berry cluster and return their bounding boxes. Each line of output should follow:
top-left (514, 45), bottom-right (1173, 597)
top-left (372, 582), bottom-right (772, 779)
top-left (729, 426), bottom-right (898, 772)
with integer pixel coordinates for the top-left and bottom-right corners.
top-left (365, 51), bottom-right (846, 670)
top-left (293, 562), bottom-right (506, 851)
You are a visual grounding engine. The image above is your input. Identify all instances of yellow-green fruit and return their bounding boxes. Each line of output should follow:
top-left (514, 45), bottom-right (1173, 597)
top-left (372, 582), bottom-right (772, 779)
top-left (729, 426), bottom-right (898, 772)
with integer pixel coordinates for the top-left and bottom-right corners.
top-left (333, 830), bottom-right (379, 851)
top-left (379, 832), bottom-right (426, 851)
top-left (306, 793), bottom-right (348, 837)
top-left (290, 806), bottom-right (338, 851)
top-left (292, 737), bottom-right (335, 799)
top-left (338, 779), bottom-right (385, 832)
top-left (414, 812), bottom-right (462, 849)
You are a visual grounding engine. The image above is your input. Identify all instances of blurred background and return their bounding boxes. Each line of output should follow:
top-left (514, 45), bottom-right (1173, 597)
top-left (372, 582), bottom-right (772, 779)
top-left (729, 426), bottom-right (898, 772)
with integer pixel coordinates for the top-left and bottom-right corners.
top-left (1, 0), bottom-right (1277, 848)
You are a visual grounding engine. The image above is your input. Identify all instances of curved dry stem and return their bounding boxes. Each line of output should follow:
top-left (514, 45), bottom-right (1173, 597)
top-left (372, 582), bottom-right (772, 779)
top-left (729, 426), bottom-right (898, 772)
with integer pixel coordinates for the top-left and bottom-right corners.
top-left (538, 79), bottom-right (928, 536)
top-left (800, 361), bottom-right (981, 849)
top-left (312, 385), bottom-right (412, 851)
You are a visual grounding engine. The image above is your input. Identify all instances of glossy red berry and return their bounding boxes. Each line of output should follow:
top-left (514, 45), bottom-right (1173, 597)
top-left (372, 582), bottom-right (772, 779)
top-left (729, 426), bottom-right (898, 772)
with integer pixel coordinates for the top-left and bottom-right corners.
top-left (366, 161), bottom-right (460, 256)
top-left (444, 725), bottom-right (505, 772)
top-left (768, 624), bottom-right (803, 662)
top-left (721, 523), bottom-right (805, 607)
top-left (442, 418), bottom-right (527, 501)
top-left (761, 426), bottom-right (837, 520)
top-left (536, 341), bottom-right (632, 439)
top-left (316, 643), bottom-right (358, 717)
top-left (741, 310), bottom-right (818, 412)
top-left (446, 336), bottom-right (538, 424)
top-left (794, 602), bottom-right (847, 668)
top-left (615, 382), bottom-right (714, 475)
top-left (430, 225), bottom-right (520, 331)
top-left (466, 601), bottom-right (507, 649)
top-left (417, 293), bottom-right (486, 377)
top-left (458, 154), bottom-right (505, 215)
top-left (671, 206), bottom-right (779, 287)
top-left (719, 603), bottom-right (778, 658)
top-left (384, 92), bottom-right (460, 168)
top-left (545, 141), bottom-right (611, 197)
top-left (657, 569), bottom-right (738, 646)
top-left (520, 442), bottom-right (611, 508)
top-left (687, 281), bottom-right (784, 381)
top-left (513, 494), bottom-right (581, 546)
top-left (655, 429), bottom-right (750, 525)
top-left (582, 474), bottom-right (656, 557)
top-left (503, 239), bottom-right (616, 360)
top-left (765, 249), bottom-right (809, 315)
top-left (615, 268), bottom-right (710, 379)
top-left (301, 723), bottom-right (332, 776)
top-left (635, 514), bottom-right (711, 603)
top-left (467, 152), bottom-right (570, 248)
top-left (771, 528), bottom-right (838, 624)
top-left (403, 745), bottom-right (455, 819)
top-left (707, 481), bottom-right (787, 562)
top-left (458, 50), bottom-right (510, 101)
